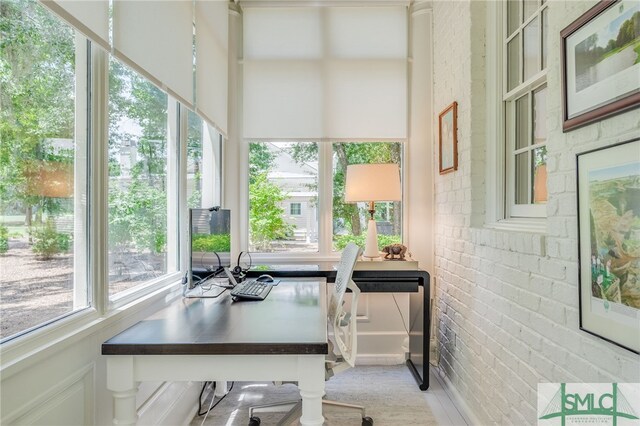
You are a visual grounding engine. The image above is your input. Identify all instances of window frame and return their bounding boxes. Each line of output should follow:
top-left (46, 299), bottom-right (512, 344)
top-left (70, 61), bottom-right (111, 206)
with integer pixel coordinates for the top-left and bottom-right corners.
top-left (105, 57), bottom-right (183, 307)
top-left (290, 203), bottom-right (302, 216)
top-left (485, 0), bottom-right (548, 231)
top-left (503, 0), bottom-right (548, 220)
top-left (1, 2), bottom-right (233, 353)
top-left (0, 23), bottom-right (94, 344)
top-left (242, 140), bottom-right (404, 259)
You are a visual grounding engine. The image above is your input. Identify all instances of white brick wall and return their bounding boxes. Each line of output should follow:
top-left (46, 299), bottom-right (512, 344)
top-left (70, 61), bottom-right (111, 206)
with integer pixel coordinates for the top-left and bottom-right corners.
top-left (432, 1), bottom-right (640, 424)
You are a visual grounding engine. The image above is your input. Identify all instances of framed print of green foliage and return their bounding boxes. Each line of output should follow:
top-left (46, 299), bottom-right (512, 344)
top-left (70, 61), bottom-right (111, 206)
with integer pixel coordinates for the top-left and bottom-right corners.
top-left (561, 0), bottom-right (640, 131)
top-left (576, 137), bottom-right (640, 353)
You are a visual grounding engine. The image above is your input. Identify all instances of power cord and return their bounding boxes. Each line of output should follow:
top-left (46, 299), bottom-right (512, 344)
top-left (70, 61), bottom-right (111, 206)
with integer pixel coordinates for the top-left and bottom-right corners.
top-left (198, 381), bottom-right (235, 422)
top-left (391, 294), bottom-right (409, 336)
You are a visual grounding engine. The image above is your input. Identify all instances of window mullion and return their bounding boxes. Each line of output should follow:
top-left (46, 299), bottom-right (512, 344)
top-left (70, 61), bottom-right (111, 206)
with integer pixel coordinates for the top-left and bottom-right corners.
top-left (527, 92), bottom-right (534, 204)
top-left (319, 143), bottom-right (333, 256)
top-left (91, 45), bottom-right (109, 315)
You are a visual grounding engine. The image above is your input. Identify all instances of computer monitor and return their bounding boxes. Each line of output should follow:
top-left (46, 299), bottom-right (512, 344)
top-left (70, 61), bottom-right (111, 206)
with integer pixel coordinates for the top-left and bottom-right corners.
top-left (189, 208), bottom-right (231, 289)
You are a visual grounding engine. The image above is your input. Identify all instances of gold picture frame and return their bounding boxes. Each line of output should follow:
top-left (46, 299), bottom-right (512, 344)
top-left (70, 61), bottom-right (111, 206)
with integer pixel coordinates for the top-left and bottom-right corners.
top-left (438, 102), bottom-right (458, 174)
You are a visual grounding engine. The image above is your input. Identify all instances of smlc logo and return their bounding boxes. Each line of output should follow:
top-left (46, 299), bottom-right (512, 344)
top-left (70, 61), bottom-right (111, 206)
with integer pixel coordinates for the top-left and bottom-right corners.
top-left (538, 383), bottom-right (640, 425)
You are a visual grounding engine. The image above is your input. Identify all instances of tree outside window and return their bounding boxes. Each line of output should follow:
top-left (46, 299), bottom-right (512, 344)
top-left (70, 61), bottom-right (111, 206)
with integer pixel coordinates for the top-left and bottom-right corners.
top-left (0, 0), bottom-right (88, 340)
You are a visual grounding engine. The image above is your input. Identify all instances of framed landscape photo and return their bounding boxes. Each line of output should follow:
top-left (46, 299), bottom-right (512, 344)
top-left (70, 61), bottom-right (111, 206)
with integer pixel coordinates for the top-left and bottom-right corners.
top-left (438, 102), bottom-right (457, 174)
top-left (561, 0), bottom-right (640, 132)
top-left (576, 137), bottom-right (640, 354)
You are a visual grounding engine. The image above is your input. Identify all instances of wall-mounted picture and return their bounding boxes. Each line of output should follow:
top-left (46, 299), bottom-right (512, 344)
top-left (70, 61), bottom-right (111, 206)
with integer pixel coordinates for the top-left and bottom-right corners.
top-left (438, 102), bottom-right (457, 174)
top-left (561, 0), bottom-right (640, 131)
top-left (577, 137), bottom-right (640, 354)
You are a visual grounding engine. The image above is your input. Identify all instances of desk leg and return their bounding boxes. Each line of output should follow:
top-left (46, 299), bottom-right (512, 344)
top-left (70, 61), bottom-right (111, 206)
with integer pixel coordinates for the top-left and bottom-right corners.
top-left (298, 355), bottom-right (325, 426)
top-left (106, 356), bottom-right (139, 425)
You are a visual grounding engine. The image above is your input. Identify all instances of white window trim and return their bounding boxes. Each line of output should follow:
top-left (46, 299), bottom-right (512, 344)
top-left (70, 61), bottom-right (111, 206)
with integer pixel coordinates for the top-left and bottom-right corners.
top-left (241, 140), bottom-right (404, 261)
top-left (485, 0), bottom-right (548, 231)
top-left (2, 35), bottom-right (192, 346)
top-left (106, 60), bottom-right (183, 309)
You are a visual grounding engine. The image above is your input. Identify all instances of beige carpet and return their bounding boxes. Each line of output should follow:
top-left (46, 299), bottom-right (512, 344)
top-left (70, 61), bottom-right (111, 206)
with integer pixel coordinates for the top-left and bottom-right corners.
top-left (190, 365), bottom-right (438, 426)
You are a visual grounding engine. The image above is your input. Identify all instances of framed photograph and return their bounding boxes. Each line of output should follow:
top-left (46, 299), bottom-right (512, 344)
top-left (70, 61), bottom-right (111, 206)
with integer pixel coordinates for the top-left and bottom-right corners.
top-left (577, 137), bottom-right (640, 354)
top-left (561, 0), bottom-right (640, 132)
top-left (438, 102), bottom-right (458, 174)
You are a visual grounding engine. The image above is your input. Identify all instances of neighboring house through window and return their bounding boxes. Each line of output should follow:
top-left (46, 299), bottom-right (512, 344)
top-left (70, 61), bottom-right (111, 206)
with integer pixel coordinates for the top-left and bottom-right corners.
top-left (290, 203), bottom-right (302, 216)
top-left (247, 141), bottom-right (402, 255)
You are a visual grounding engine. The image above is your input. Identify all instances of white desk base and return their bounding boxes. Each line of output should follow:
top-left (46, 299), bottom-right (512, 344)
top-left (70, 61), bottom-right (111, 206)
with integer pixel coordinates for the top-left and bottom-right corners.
top-left (106, 354), bottom-right (325, 425)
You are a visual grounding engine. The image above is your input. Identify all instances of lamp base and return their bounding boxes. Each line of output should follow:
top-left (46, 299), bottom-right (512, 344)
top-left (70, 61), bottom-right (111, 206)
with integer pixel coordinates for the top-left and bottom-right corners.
top-left (362, 218), bottom-right (379, 258)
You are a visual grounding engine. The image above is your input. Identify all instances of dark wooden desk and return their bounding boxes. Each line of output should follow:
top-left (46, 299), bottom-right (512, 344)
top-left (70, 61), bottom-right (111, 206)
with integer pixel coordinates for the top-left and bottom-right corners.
top-left (102, 280), bottom-right (328, 425)
top-left (247, 264), bottom-right (431, 391)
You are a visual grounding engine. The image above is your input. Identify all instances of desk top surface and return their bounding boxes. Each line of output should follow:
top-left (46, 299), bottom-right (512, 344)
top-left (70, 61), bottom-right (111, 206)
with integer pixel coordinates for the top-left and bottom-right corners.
top-left (102, 280), bottom-right (328, 356)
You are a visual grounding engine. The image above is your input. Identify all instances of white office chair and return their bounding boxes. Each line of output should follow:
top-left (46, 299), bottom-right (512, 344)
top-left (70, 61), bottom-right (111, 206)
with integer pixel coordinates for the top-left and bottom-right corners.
top-left (248, 243), bottom-right (373, 426)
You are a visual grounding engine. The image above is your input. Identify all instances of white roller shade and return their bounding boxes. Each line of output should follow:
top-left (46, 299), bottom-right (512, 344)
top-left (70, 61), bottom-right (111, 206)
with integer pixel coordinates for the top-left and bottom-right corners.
top-left (243, 6), bottom-right (407, 140)
top-left (195, 0), bottom-right (228, 136)
top-left (113, 0), bottom-right (194, 107)
top-left (40, 0), bottom-right (110, 49)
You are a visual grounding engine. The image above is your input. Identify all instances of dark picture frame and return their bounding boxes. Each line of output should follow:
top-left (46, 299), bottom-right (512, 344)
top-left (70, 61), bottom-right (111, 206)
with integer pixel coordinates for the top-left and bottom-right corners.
top-left (561, 0), bottom-right (640, 132)
top-left (438, 102), bottom-right (458, 174)
top-left (576, 137), bottom-right (640, 354)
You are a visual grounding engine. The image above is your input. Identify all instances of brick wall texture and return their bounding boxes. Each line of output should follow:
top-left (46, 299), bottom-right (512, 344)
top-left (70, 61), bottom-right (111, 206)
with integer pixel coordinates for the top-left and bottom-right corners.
top-left (432, 0), bottom-right (640, 424)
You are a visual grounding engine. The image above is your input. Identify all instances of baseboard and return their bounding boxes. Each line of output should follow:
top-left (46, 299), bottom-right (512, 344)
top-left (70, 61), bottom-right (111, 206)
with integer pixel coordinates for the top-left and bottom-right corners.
top-left (356, 353), bottom-right (405, 365)
top-left (434, 366), bottom-right (482, 426)
top-left (137, 381), bottom-right (201, 426)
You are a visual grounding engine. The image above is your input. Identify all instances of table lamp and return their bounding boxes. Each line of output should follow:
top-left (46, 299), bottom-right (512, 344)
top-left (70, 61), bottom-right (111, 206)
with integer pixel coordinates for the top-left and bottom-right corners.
top-left (344, 163), bottom-right (401, 258)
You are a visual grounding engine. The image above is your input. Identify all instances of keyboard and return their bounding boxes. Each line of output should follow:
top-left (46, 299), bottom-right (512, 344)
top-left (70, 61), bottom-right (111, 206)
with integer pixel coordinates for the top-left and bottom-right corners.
top-left (230, 280), bottom-right (272, 300)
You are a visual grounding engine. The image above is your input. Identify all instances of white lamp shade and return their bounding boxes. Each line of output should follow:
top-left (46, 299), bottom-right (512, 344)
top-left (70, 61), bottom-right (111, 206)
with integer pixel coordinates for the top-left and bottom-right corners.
top-left (344, 164), bottom-right (401, 203)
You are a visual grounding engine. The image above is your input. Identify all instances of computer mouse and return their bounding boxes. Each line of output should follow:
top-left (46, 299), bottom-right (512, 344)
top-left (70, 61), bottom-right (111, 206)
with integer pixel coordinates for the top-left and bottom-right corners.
top-left (256, 274), bottom-right (274, 283)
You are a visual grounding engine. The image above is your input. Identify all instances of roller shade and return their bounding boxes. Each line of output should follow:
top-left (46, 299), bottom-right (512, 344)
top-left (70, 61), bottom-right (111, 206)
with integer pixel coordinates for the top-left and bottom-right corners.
top-left (243, 6), bottom-right (407, 140)
top-left (39, 0), bottom-right (110, 50)
top-left (113, 0), bottom-right (194, 108)
top-left (195, 0), bottom-right (228, 137)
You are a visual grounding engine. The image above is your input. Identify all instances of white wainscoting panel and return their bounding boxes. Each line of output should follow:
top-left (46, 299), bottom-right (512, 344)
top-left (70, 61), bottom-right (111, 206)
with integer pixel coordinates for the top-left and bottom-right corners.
top-left (3, 363), bottom-right (94, 425)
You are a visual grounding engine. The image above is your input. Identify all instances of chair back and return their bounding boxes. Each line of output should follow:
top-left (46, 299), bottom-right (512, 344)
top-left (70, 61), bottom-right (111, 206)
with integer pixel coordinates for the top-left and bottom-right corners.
top-left (329, 243), bottom-right (362, 369)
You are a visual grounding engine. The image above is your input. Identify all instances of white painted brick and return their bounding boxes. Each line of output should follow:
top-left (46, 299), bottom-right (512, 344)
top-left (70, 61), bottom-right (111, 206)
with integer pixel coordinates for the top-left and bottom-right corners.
top-left (432, 0), bottom-right (637, 423)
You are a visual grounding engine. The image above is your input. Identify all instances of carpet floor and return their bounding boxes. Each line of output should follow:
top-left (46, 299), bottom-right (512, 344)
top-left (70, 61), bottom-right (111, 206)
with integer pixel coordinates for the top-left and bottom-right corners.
top-left (189, 365), bottom-right (438, 426)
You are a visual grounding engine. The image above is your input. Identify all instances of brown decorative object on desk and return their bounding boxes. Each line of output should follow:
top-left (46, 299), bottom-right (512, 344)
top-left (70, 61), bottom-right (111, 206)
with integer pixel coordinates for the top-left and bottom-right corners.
top-left (382, 243), bottom-right (407, 260)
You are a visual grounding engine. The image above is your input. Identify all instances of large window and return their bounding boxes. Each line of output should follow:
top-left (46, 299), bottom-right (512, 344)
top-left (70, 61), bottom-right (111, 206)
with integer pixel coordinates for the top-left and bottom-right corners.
top-left (108, 58), bottom-right (178, 298)
top-left (332, 142), bottom-right (402, 251)
top-left (0, 0), bottom-right (89, 341)
top-left (187, 109), bottom-right (223, 209)
top-left (247, 141), bottom-right (402, 255)
top-left (248, 142), bottom-right (319, 253)
top-left (504, 0), bottom-right (548, 218)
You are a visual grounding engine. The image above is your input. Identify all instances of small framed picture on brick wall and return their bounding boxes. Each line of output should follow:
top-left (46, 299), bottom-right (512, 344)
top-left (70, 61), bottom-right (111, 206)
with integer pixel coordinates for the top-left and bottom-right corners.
top-left (438, 102), bottom-right (458, 174)
top-left (576, 137), bottom-right (640, 354)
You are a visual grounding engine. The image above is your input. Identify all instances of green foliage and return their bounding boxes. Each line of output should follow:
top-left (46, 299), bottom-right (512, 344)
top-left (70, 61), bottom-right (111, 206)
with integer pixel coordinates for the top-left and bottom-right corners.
top-left (249, 144), bottom-right (276, 184)
top-left (0, 224), bottom-right (8, 254)
top-left (333, 234), bottom-right (401, 251)
top-left (290, 142), bottom-right (402, 237)
top-left (1, 0), bottom-right (76, 219)
top-left (191, 233), bottom-right (231, 253)
top-left (107, 54), bottom-right (170, 255)
top-left (109, 177), bottom-right (167, 254)
top-left (249, 172), bottom-right (294, 251)
top-left (30, 220), bottom-right (71, 259)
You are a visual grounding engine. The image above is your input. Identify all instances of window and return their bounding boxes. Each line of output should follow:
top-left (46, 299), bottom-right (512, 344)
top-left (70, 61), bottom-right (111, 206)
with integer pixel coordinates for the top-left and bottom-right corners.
top-left (186, 109), bottom-right (223, 209)
top-left (332, 142), bottom-right (402, 251)
top-left (108, 57), bottom-right (178, 298)
top-left (248, 142), bottom-right (319, 253)
top-left (0, 0), bottom-right (89, 341)
top-left (290, 203), bottom-right (302, 216)
top-left (246, 141), bottom-right (403, 255)
top-left (504, 0), bottom-right (548, 218)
